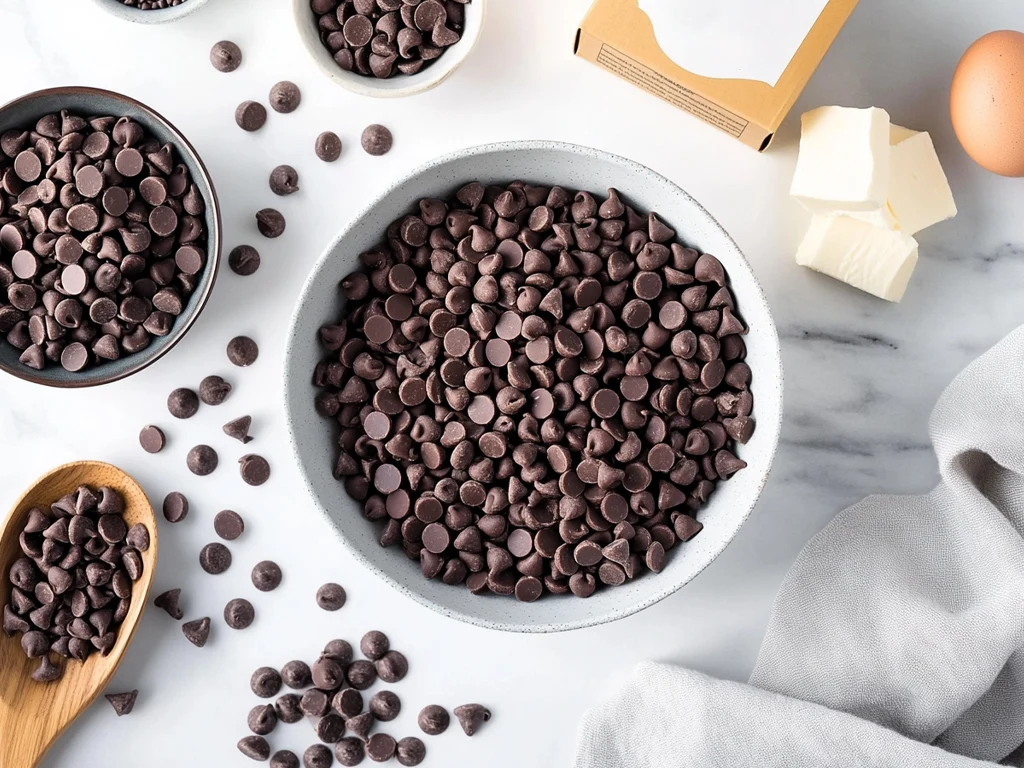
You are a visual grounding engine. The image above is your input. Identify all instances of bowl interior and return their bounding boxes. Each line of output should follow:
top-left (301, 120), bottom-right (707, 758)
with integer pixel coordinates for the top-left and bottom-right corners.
top-left (293, 0), bottom-right (486, 97)
top-left (0, 88), bottom-right (220, 387)
top-left (285, 141), bottom-right (783, 632)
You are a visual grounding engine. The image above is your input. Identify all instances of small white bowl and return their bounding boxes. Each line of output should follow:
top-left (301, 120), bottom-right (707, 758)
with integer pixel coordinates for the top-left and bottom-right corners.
top-left (293, 0), bottom-right (486, 97)
top-left (90, 0), bottom-right (211, 23)
top-left (284, 141), bottom-right (784, 633)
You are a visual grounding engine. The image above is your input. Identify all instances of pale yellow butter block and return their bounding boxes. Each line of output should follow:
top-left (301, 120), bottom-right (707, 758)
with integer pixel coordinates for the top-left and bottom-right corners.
top-left (790, 106), bottom-right (891, 214)
top-left (796, 215), bottom-right (919, 302)
top-left (887, 131), bottom-right (957, 236)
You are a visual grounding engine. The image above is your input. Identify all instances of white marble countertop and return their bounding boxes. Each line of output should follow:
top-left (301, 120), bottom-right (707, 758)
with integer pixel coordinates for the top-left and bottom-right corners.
top-left (1, 0), bottom-right (1023, 765)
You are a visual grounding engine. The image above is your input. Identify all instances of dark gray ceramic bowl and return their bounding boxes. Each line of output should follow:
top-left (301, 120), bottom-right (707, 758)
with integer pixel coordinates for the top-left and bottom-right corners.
top-left (0, 87), bottom-right (221, 388)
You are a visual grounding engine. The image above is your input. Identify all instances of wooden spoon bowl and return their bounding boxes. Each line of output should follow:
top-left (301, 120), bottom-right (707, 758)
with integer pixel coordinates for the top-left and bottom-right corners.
top-left (0, 461), bottom-right (157, 768)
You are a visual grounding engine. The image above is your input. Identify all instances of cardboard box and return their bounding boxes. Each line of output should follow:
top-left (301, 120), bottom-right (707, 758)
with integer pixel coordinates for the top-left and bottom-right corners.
top-left (575, 0), bottom-right (860, 151)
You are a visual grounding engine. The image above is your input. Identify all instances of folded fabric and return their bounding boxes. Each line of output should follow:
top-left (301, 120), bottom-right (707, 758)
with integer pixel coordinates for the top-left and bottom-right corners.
top-left (576, 324), bottom-right (1024, 768)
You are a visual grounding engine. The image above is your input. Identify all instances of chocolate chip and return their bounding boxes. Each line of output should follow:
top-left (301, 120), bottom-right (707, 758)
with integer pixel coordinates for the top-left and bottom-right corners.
top-left (187, 444), bottom-right (218, 476)
top-left (213, 509), bottom-right (245, 541)
top-left (269, 81), bottom-right (301, 114)
top-left (304, 745), bottom-right (332, 768)
top-left (182, 616), bottom-right (211, 647)
top-left (224, 597), bottom-right (255, 629)
top-left (271, 751), bottom-right (300, 768)
top-left (270, 165), bottom-right (300, 196)
top-left (105, 690), bottom-right (138, 716)
top-left (167, 387), bottom-right (199, 418)
top-left (211, 40), bottom-right (243, 72)
top-left (396, 737), bottom-right (425, 767)
top-left (361, 124), bottom-right (393, 156)
top-left (162, 491), bottom-right (189, 523)
top-left (229, 245), bottom-right (261, 276)
top-left (256, 208), bottom-right (286, 238)
top-left (223, 415), bottom-right (254, 443)
top-left (252, 560), bottom-right (282, 592)
top-left (249, 704), bottom-right (278, 735)
top-left (317, 713), bottom-right (346, 743)
top-left (235, 101), bottom-right (267, 132)
top-left (453, 703), bottom-right (490, 736)
top-left (375, 650), bottom-right (407, 683)
top-left (238, 736), bottom-right (271, 761)
top-left (370, 689), bottom-right (401, 721)
top-left (199, 375), bottom-right (232, 405)
top-left (251, 666), bottom-right (282, 698)
top-left (316, 582), bottom-right (346, 611)
top-left (335, 738), bottom-right (365, 767)
top-left (139, 425), bottom-right (165, 453)
top-left (199, 542), bottom-right (232, 575)
top-left (281, 660), bottom-right (312, 689)
top-left (360, 629), bottom-right (389, 660)
top-left (366, 734), bottom-right (396, 763)
top-left (227, 335), bottom-right (259, 366)
top-left (417, 705), bottom-right (449, 735)
top-left (154, 588), bottom-right (182, 619)
top-left (316, 132), bottom-right (342, 162)
top-left (239, 453), bottom-right (271, 485)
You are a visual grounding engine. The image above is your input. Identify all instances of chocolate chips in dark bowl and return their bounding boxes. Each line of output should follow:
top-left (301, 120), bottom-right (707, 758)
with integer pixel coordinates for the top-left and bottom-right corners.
top-left (0, 87), bottom-right (221, 388)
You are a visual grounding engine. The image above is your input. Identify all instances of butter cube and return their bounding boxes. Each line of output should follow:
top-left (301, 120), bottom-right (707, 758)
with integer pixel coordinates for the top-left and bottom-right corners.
top-left (796, 215), bottom-right (919, 302)
top-left (790, 106), bottom-right (891, 214)
top-left (886, 131), bottom-right (957, 235)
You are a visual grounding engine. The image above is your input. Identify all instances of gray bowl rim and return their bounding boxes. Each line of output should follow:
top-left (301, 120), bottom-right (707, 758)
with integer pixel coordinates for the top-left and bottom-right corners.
top-left (284, 139), bottom-right (784, 632)
top-left (0, 85), bottom-right (222, 389)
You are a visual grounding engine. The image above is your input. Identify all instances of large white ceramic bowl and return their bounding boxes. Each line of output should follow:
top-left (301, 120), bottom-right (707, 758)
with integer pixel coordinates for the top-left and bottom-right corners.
top-left (293, 0), bottom-right (486, 97)
top-left (90, 0), bottom-right (212, 23)
top-left (284, 141), bottom-right (783, 633)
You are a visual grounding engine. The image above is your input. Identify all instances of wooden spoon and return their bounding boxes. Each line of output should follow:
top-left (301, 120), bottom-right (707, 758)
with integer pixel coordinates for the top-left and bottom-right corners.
top-left (0, 461), bottom-right (157, 768)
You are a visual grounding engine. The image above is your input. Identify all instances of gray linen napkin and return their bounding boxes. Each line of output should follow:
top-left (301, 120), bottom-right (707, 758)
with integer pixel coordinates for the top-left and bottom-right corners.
top-left (576, 325), bottom-right (1024, 768)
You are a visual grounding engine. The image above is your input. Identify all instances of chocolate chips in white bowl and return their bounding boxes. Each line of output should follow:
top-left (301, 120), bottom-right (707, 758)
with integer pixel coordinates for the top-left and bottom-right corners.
top-left (312, 0), bottom-right (472, 79)
top-left (0, 109), bottom-right (209, 373)
top-left (313, 182), bottom-right (756, 601)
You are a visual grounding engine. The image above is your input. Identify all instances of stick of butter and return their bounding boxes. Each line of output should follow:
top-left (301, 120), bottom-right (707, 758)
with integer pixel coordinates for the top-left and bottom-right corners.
top-left (790, 106), bottom-right (891, 214)
top-left (796, 215), bottom-right (919, 302)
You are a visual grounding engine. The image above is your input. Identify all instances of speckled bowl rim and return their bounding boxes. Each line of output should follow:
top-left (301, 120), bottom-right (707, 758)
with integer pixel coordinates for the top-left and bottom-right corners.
top-left (88, 0), bottom-right (212, 24)
top-left (0, 86), bottom-right (222, 388)
top-left (292, 0), bottom-right (487, 98)
top-left (284, 140), bottom-right (784, 633)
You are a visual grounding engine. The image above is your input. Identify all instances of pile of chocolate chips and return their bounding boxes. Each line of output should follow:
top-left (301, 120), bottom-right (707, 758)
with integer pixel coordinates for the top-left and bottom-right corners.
top-left (120, 0), bottom-right (189, 8)
top-left (238, 630), bottom-right (490, 766)
top-left (313, 182), bottom-right (755, 601)
top-left (2, 485), bottom-right (149, 682)
top-left (312, 0), bottom-right (472, 79)
top-left (0, 109), bottom-right (209, 372)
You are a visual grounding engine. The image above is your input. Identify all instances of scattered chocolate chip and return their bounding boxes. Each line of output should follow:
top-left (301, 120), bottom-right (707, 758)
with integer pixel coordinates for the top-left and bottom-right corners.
top-left (229, 244), bottom-right (261, 276)
top-left (199, 375), bottom-right (232, 405)
top-left (304, 745), bottom-right (332, 768)
top-left (366, 734), bottom-right (396, 763)
top-left (154, 588), bottom-right (183, 619)
top-left (252, 560), bottom-right (283, 592)
top-left (361, 124), bottom-right (393, 156)
top-left (316, 132), bottom-right (342, 162)
top-left (167, 387), bottom-right (199, 419)
top-left (224, 415), bottom-right (253, 443)
top-left (360, 629), bottom-right (389, 660)
top-left (227, 335), bottom-right (259, 366)
top-left (182, 616), bottom-right (210, 647)
top-left (269, 82), bottom-right (302, 114)
top-left (316, 582), bottom-right (346, 611)
top-left (396, 737), bottom-right (426, 767)
top-left (281, 660), bottom-right (311, 689)
top-left (369, 690), bottom-right (401, 721)
top-left (375, 650), bottom-right (407, 683)
top-left (224, 597), bottom-right (255, 630)
top-left (187, 444), bottom-right (219, 476)
top-left (199, 542), bottom-right (232, 575)
top-left (270, 165), bottom-right (300, 196)
top-left (256, 208), bottom-right (286, 238)
top-left (249, 704), bottom-right (278, 736)
top-left (251, 666), bottom-right (283, 698)
top-left (417, 705), bottom-right (449, 735)
top-left (238, 736), bottom-right (271, 761)
top-left (235, 101), bottom-right (267, 132)
top-left (236, 454), bottom-right (270, 486)
top-left (335, 738), bottom-right (365, 767)
top-left (453, 703), bottom-right (490, 736)
top-left (105, 690), bottom-right (138, 716)
top-left (162, 491), bottom-right (189, 523)
top-left (139, 425), bottom-right (165, 453)
top-left (214, 510), bottom-right (245, 541)
top-left (271, 751), bottom-right (300, 768)
top-left (211, 40), bottom-right (243, 72)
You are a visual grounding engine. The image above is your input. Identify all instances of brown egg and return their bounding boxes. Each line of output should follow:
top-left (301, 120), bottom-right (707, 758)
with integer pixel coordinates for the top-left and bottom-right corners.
top-left (951, 30), bottom-right (1024, 176)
